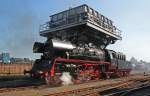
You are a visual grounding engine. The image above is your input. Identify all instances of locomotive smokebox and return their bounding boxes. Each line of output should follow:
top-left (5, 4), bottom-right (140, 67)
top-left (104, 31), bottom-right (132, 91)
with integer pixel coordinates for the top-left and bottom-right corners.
top-left (33, 39), bottom-right (76, 54)
top-left (33, 42), bottom-right (45, 53)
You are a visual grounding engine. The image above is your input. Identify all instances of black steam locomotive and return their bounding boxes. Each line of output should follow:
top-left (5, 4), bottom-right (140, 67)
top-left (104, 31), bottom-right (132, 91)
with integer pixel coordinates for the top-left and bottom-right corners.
top-left (30, 39), bottom-right (131, 84)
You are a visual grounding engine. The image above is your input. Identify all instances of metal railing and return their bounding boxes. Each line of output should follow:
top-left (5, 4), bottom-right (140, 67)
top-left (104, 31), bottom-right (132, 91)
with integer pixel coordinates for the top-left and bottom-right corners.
top-left (113, 27), bottom-right (122, 38)
top-left (39, 22), bottom-right (50, 32)
top-left (40, 22), bottom-right (121, 38)
top-left (39, 16), bottom-right (122, 39)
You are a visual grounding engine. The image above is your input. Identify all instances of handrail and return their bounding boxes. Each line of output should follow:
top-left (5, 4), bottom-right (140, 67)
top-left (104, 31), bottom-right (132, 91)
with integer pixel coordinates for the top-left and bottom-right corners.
top-left (39, 19), bottom-right (122, 38)
top-left (39, 22), bottom-right (50, 32)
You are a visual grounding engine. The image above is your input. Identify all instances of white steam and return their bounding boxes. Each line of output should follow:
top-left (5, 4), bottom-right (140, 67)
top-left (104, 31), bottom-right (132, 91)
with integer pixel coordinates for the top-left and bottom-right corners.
top-left (60, 72), bottom-right (73, 85)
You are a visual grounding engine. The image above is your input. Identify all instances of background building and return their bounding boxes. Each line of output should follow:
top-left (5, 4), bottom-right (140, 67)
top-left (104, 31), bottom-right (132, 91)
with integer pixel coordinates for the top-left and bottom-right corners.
top-left (0, 52), bottom-right (10, 64)
top-left (0, 52), bottom-right (33, 64)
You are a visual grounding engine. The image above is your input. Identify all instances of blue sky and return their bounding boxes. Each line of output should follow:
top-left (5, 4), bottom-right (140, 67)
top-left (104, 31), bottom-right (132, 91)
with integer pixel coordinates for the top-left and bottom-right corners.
top-left (0, 0), bottom-right (150, 61)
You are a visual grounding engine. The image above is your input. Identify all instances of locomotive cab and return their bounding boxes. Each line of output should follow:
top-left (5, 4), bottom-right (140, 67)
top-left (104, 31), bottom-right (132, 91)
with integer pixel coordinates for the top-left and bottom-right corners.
top-left (106, 50), bottom-right (127, 69)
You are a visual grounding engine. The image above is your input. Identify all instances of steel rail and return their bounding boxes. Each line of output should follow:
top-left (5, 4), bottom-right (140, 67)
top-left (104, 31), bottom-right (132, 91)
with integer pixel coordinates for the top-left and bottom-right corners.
top-left (47, 80), bottom-right (135, 96)
top-left (101, 81), bottom-right (150, 96)
top-left (48, 76), bottom-right (150, 96)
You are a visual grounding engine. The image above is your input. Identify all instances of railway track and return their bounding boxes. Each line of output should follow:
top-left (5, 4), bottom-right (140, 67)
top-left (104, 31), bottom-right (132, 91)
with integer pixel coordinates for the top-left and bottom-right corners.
top-left (121, 85), bottom-right (150, 96)
top-left (0, 72), bottom-right (147, 88)
top-left (47, 81), bottom-right (132, 96)
top-left (102, 83), bottom-right (150, 96)
top-left (100, 80), bottom-right (150, 96)
top-left (47, 75), bottom-right (150, 96)
top-left (0, 74), bottom-right (149, 96)
top-left (0, 76), bottom-right (45, 88)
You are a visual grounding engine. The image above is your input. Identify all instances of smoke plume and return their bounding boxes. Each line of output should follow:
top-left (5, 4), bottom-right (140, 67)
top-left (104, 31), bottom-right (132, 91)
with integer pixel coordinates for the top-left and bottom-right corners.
top-left (0, 1), bottom-right (40, 59)
top-left (130, 57), bottom-right (150, 74)
top-left (60, 72), bottom-right (73, 85)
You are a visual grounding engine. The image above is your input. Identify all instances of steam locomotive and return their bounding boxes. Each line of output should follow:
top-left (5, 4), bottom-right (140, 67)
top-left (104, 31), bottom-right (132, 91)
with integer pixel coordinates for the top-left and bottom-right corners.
top-left (30, 39), bottom-right (131, 84)
top-left (30, 4), bottom-right (132, 84)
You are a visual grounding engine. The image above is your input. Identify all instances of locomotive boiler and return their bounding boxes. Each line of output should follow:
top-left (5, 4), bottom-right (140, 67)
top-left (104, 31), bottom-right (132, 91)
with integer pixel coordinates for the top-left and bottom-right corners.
top-left (30, 4), bottom-right (132, 84)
